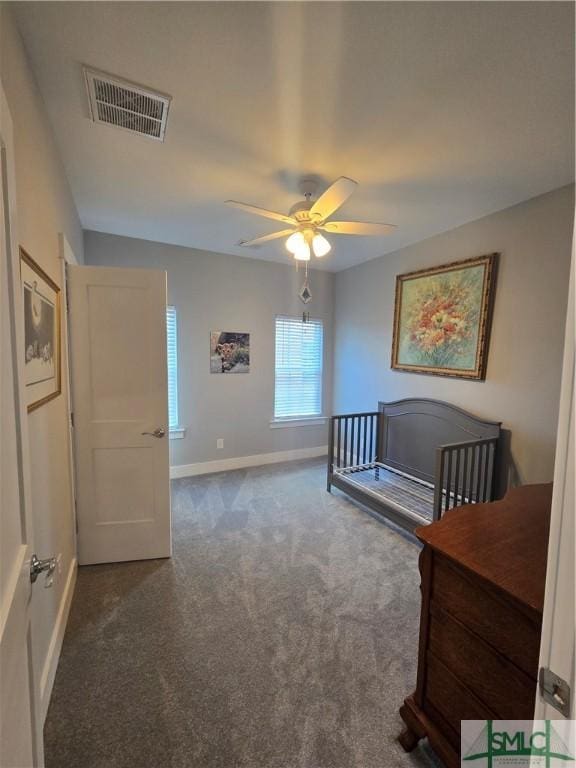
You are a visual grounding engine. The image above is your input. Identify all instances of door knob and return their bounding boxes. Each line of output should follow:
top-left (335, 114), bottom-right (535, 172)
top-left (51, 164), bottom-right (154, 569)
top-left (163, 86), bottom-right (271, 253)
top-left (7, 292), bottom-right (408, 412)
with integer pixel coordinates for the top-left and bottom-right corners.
top-left (30, 554), bottom-right (57, 587)
top-left (141, 427), bottom-right (166, 438)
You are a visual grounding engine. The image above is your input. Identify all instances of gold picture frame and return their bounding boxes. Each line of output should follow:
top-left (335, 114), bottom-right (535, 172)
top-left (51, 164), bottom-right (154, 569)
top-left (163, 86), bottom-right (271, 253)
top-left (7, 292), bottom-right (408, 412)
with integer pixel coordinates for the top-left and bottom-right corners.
top-left (20, 247), bottom-right (62, 411)
top-left (391, 253), bottom-right (498, 380)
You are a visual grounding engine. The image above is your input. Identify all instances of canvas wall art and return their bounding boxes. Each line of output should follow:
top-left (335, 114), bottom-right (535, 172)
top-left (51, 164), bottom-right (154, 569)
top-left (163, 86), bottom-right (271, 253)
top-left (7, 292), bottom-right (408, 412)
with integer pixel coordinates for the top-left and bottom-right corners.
top-left (391, 253), bottom-right (498, 380)
top-left (20, 247), bottom-right (61, 411)
top-left (210, 331), bottom-right (250, 373)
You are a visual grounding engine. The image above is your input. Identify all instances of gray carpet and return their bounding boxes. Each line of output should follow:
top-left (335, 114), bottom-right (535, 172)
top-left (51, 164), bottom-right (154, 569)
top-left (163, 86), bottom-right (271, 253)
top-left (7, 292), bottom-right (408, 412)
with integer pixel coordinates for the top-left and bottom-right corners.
top-left (44, 458), bottom-right (441, 768)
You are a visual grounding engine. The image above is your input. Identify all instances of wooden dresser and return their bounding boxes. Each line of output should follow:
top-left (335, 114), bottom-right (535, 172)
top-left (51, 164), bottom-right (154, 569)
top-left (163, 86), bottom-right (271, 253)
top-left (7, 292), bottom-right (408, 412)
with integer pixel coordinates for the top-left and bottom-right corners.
top-left (398, 483), bottom-right (552, 767)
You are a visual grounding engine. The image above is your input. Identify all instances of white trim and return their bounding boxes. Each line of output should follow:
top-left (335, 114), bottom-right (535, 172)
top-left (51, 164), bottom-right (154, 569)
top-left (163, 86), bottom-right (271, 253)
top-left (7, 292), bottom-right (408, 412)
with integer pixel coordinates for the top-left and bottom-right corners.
top-left (39, 557), bottom-right (77, 724)
top-left (58, 232), bottom-right (78, 266)
top-left (170, 445), bottom-right (327, 479)
top-left (59, 234), bottom-right (78, 557)
top-left (270, 417), bottom-right (326, 429)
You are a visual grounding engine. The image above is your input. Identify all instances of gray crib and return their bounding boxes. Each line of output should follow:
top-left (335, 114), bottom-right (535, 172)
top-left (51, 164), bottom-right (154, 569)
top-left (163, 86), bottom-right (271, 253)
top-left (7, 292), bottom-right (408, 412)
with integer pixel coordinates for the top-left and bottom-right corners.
top-left (327, 398), bottom-right (503, 533)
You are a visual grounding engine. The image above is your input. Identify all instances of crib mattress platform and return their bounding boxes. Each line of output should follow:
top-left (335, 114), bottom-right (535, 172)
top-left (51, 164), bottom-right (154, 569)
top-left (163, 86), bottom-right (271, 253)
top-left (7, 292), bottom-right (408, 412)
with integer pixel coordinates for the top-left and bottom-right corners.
top-left (333, 463), bottom-right (437, 524)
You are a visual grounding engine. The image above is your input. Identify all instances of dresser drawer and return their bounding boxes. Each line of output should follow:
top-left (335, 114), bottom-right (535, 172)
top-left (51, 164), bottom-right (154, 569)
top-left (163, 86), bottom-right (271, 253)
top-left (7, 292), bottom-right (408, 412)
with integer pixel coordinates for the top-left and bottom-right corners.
top-left (428, 605), bottom-right (536, 719)
top-left (432, 555), bottom-right (541, 678)
top-left (424, 652), bottom-right (494, 740)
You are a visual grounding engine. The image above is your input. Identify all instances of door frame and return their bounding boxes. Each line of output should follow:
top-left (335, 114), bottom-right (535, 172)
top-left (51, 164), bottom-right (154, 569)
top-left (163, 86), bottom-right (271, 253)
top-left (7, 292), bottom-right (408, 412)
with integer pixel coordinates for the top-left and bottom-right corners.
top-left (59, 233), bottom-right (79, 555)
top-left (0, 80), bottom-right (44, 766)
top-left (534, 223), bottom-right (575, 720)
top-left (32, 233), bottom-right (80, 724)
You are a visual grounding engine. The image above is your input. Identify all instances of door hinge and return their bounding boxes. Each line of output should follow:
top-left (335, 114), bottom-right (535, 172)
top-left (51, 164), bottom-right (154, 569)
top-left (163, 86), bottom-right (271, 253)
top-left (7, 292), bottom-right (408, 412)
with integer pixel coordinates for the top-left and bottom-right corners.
top-left (539, 667), bottom-right (571, 717)
top-left (70, 411), bottom-right (74, 428)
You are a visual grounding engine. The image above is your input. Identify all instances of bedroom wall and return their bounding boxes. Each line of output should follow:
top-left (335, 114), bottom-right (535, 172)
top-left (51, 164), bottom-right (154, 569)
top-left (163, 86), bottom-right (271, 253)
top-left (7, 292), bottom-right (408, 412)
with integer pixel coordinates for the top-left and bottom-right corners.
top-left (84, 230), bottom-right (334, 472)
top-left (333, 184), bottom-right (574, 484)
top-left (1, 5), bottom-right (84, 718)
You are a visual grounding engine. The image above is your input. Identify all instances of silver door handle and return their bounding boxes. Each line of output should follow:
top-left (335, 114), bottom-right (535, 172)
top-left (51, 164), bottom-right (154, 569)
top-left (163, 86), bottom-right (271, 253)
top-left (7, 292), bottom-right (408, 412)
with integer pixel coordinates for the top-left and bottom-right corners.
top-left (141, 427), bottom-right (166, 438)
top-left (30, 554), bottom-right (57, 587)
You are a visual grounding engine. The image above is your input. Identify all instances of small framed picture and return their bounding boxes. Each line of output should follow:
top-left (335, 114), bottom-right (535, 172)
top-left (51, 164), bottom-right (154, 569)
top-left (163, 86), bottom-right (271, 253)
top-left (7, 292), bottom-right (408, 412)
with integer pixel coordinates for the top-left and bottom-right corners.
top-left (20, 247), bottom-right (61, 411)
top-left (210, 331), bottom-right (250, 373)
top-left (391, 253), bottom-right (498, 380)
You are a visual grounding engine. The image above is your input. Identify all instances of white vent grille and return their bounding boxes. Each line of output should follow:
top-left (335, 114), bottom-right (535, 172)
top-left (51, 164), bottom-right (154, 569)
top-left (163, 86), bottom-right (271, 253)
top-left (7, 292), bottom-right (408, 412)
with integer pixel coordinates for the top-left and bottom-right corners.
top-left (84, 68), bottom-right (171, 141)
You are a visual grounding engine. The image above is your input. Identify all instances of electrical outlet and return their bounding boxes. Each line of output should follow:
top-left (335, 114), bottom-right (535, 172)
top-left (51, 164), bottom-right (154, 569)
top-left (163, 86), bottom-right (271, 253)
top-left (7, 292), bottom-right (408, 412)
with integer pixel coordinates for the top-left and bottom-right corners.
top-left (216, 438), bottom-right (224, 450)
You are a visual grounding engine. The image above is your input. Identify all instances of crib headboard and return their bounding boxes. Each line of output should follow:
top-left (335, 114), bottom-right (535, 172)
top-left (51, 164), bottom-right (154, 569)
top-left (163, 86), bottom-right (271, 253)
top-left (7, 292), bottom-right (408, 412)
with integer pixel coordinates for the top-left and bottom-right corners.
top-left (378, 398), bottom-right (501, 484)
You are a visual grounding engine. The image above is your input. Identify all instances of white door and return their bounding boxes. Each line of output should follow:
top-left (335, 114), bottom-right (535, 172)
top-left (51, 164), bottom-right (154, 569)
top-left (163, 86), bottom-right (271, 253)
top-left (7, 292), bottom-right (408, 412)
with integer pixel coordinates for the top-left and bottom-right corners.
top-left (0, 87), bottom-right (43, 767)
top-left (67, 265), bottom-right (171, 565)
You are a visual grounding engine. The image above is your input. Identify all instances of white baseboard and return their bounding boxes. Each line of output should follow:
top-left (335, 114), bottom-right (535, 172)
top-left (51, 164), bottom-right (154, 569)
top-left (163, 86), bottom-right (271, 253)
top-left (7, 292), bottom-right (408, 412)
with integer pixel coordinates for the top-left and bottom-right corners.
top-left (170, 445), bottom-right (327, 479)
top-left (40, 556), bottom-right (77, 723)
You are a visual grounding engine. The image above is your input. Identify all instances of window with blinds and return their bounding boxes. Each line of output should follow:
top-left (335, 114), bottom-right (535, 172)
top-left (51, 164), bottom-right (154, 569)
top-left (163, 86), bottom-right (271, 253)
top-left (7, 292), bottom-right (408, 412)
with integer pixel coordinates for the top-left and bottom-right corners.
top-left (274, 316), bottom-right (323, 419)
top-left (166, 306), bottom-right (179, 429)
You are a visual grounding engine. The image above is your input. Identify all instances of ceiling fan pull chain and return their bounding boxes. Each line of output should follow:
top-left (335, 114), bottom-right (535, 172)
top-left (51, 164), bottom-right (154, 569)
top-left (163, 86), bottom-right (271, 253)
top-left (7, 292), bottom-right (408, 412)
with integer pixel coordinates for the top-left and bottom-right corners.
top-left (299, 263), bottom-right (312, 305)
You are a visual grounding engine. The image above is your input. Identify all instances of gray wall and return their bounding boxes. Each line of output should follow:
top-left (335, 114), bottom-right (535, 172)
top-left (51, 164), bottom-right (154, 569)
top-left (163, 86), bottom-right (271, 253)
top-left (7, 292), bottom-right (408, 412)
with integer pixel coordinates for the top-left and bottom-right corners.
top-left (333, 185), bottom-right (574, 484)
top-left (84, 231), bottom-right (334, 468)
top-left (85, 185), bottom-right (573, 483)
top-left (1, 4), bottom-right (84, 714)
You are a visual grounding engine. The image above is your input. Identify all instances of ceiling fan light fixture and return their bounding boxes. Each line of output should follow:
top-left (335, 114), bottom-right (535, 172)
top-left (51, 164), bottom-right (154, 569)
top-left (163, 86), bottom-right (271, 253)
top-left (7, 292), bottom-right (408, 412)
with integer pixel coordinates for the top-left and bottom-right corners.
top-left (312, 233), bottom-right (331, 257)
top-left (293, 242), bottom-right (311, 261)
top-left (286, 231), bottom-right (304, 254)
top-left (228, 176), bottom-right (396, 265)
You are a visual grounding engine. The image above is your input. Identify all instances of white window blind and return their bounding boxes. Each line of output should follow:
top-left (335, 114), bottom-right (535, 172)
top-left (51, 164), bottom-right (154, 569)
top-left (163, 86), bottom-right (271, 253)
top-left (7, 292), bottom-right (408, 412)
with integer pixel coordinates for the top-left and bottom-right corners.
top-left (166, 306), bottom-right (179, 429)
top-left (274, 316), bottom-right (323, 419)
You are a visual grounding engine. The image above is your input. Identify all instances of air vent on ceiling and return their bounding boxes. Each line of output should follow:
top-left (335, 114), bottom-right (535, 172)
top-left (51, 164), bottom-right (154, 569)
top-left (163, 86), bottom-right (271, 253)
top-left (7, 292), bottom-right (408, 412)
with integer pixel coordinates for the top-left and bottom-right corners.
top-left (84, 67), bottom-right (171, 142)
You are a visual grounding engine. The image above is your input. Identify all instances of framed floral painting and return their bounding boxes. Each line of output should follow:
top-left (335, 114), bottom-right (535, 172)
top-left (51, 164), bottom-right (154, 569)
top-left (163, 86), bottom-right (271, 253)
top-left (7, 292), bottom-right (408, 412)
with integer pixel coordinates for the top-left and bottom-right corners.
top-left (391, 253), bottom-right (498, 380)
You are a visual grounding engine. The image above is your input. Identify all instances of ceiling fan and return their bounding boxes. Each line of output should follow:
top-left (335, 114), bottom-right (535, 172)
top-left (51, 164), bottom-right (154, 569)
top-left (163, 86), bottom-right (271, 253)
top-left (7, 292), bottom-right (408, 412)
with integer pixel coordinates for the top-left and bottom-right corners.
top-left (226, 177), bottom-right (396, 262)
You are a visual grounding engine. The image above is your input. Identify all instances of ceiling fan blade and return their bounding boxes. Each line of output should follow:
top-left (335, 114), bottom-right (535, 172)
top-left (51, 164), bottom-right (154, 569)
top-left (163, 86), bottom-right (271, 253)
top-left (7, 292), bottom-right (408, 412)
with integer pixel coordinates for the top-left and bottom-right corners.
top-left (226, 200), bottom-right (295, 225)
top-left (321, 221), bottom-right (396, 236)
top-left (238, 229), bottom-right (295, 247)
top-left (309, 177), bottom-right (358, 221)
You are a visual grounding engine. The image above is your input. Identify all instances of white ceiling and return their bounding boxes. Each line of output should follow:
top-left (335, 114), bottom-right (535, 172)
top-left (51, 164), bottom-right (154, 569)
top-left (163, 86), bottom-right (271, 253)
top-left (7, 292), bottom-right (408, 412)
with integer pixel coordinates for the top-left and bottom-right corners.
top-left (13, 1), bottom-right (575, 272)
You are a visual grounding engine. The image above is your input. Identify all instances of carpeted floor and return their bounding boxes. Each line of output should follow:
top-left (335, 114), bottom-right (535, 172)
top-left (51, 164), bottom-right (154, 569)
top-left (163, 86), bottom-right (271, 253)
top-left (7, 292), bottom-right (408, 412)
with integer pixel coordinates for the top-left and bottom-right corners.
top-left (44, 458), bottom-right (441, 768)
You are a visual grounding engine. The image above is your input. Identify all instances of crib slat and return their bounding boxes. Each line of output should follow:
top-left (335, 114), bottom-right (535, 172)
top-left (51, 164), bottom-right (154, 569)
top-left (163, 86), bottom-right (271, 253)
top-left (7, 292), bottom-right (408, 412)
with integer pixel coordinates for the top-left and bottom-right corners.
top-left (454, 448), bottom-right (462, 506)
top-left (462, 445), bottom-right (469, 504)
top-left (350, 417), bottom-right (356, 466)
top-left (444, 449), bottom-right (453, 513)
top-left (490, 442), bottom-right (496, 500)
top-left (343, 418), bottom-right (349, 468)
top-left (434, 448), bottom-right (445, 521)
top-left (482, 443), bottom-right (491, 502)
top-left (477, 444), bottom-right (483, 501)
top-left (336, 418), bottom-right (341, 468)
top-left (369, 415), bottom-right (374, 463)
top-left (475, 444), bottom-right (484, 501)
top-left (469, 443), bottom-right (477, 502)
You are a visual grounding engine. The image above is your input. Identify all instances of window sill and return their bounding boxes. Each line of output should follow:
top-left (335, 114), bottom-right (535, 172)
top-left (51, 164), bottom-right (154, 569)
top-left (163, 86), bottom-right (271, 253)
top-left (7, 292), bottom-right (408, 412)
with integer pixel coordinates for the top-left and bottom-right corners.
top-left (169, 427), bottom-right (186, 439)
top-left (270, 417), bottom-right (327, 429)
